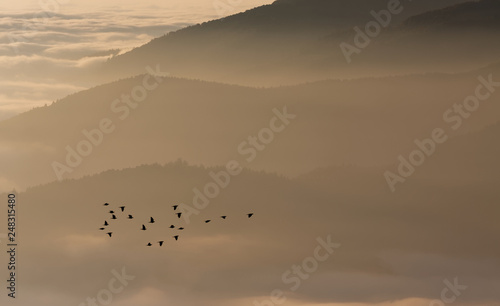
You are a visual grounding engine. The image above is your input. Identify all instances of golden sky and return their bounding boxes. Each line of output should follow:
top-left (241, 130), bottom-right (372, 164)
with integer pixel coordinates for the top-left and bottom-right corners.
top-left (0, 0), bottom-right (274, 12)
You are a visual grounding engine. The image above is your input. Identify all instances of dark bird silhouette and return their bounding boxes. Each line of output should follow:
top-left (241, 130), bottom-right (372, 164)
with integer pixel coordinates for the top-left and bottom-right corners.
top-left (99, 228), bottom-right (105, 230)
top-left (104, 221), bottom-right (109, 226)
top-left (172, 205), bottom-right (178, 210)
top-left (109, 210), bottom-right (114, 214)
top-left (112, 215), bottom-right (117, 220)
top-left (170, 225), bottom-right (175, 229)
top-left (173, 235), bottom-right (179, 241)
top-left (128, 215), bottom-right (133, 219)
top-left (221, 216), bottom-right (227, 219)
top-left (104, 203), bottom-right (109, 206)
top-left (107, 232), bottom-right (113, 237)
top-left (178, 227), bottom-right (184, 230)
top-left (158, 241), bottom-right (164, 247)
top-left (147, 243), bottom-right (152, 246)
top-left (120, 206), bottom-right (125, 212)
top-left (205, 220), bottom-right (211, 223)
top-left (149, 217), bottom-right (155, 223)
top-left (176, 213), bottom-right (182, 218)
top-left (247, 213), bottom-right (254, 218)
top-left (141, 225), bottom-right (146, 231)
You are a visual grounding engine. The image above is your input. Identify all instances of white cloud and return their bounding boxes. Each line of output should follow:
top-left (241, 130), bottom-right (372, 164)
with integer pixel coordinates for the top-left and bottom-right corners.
top-left (0, 9), bottom-right (195, 119)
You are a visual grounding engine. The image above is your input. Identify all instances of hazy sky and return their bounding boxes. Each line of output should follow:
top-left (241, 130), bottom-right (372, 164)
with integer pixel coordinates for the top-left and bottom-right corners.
top-left (0, 0), bottom-right (274, 13)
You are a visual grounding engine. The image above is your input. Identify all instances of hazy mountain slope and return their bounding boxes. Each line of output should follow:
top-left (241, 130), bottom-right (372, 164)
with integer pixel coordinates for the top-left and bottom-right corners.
top-left (404, 0), bottom-right (500, 28)
top-left (100, 0), bottom-right (472, 85)
top-left (1, 62), bottom-right (499, 190)
top-left (314, 0), bottom-right (500, 79)
top-left (8, 161), bottom-right (500, 305)
top-left (412, 122), bottom-right (500, 183)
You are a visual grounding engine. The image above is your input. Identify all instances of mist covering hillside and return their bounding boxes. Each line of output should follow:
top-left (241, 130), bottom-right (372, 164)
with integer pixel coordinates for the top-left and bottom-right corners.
top-left (100, 0), bottom-right (499, 85)
top-left (0, 65), bottom-right (499, 189)
top-left (6, 160), bottom-right (500, 305)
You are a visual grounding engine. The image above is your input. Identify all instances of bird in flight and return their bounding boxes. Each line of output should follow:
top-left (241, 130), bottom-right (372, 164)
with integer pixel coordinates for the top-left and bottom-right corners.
top-left (100, 201), bottom-right (256, 247)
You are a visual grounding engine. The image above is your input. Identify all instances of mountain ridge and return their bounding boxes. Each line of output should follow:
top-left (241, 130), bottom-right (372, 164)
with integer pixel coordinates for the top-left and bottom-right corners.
top-left (100, 0), bottom-right (475, 85)
top-left (2, 62), bottom-right (500, 190)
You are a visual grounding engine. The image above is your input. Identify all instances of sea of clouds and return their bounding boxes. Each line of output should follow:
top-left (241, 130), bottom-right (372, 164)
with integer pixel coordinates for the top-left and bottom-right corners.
top-left (0, 0), bottom-right (273, 121)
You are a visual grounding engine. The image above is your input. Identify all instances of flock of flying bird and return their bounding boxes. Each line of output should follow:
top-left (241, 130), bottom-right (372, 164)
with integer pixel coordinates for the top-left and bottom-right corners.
top-left (100, 202), bottom-right (254, 247)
